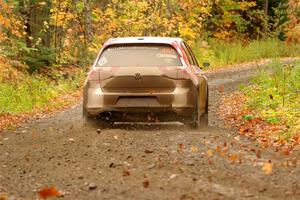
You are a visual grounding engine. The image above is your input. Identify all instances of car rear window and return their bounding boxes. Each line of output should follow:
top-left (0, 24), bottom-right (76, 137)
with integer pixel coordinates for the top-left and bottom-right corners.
top-left (96, 44), bottom-right (182, 67)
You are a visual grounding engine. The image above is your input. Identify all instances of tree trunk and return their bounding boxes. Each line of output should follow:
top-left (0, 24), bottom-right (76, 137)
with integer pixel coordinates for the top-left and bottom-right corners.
top-left (263, 0), bottom-right (269, 37)
top-left (83, 0), bottom-right (92, 44)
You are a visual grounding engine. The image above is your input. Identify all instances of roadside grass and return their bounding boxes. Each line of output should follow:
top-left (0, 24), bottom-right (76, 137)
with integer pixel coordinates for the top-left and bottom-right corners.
top-left (0, 61), bottom-right (85, 115)
top-left (193, 39), bottom-right (300, 69)
top-left (241, 61), bottom-right (300, 139)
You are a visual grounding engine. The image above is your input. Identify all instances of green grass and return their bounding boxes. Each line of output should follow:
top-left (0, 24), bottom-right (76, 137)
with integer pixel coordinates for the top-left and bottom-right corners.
top-left (193, 39), bottom-right (300, 69)
top-left (242, 61), bottom-right (300, 138)
top-left (0, 72), bottom-right (84, 115)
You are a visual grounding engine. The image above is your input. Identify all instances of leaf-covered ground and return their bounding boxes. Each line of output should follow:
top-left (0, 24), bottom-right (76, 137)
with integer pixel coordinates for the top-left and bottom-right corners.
top-left (219, 92), bottom-right (299, 152)
top-left (218, 61), bottom-right (300, 151)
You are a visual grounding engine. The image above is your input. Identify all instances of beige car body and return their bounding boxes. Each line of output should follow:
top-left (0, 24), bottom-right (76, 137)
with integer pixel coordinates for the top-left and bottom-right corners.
top-left (83, 37), bottom-right (208, 124)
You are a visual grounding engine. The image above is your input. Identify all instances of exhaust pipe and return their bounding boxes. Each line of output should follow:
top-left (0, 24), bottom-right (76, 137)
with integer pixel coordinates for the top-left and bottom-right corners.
top-left (101, 112), bottom-right (112, 121)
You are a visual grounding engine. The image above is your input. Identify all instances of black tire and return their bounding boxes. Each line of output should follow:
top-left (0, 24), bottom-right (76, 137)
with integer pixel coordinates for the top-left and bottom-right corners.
top-left (99, 119), bottom-right (113, 129)
top-left (206, 86), bottom-right (209, 114)
top-left (192, 112), bottom-right (208, 130)
top-left (192, 90), bottom-right (208, 130)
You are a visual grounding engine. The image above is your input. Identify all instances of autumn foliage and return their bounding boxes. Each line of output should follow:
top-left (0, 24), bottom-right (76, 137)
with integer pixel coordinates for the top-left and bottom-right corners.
top-left (0, 0), bottom-right (299, 71)
top-left (286, 0), bottom-right (300, 43)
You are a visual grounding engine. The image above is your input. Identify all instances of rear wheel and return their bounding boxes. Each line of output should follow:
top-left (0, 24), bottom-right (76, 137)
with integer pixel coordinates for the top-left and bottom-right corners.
top-left (192, 90), bottom-right (208, 130)
top-left (192, 111), bottom-right (208, 129)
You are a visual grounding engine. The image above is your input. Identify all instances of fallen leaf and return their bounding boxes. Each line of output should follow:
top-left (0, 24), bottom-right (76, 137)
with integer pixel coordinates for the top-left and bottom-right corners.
top-left (282, 148), bottom-right (290, 156)
top-left (234, 136), bottom-right (240, 141)
top-left (169, 174), bottom-right (178, 180)
top-left (147, 163), bottom-right (156, 169)
top-left (123, 169), bottom-right (130, 176)
top-left (229, 154), bottom-right (238, 163)
top-left (172, 157), bottom-right (179, 165)
top-left (38, 187), bottom-right (60, 199)
top-left (215, 146), bottom-right (221, 153)
top-left (220, 151), bottom-right (226, 157)
top-left (262, 162), bottom-right (273, 175)
top-left (190, 146), bottom-right (198, 152)
top-left (218, 84), bottom-right (225, 93)
top-left (142, 180), bottom-right (149, 188)
top-left (88, 183), bottom-right (97, 190)
top-left (206, 149), bottom-right (214, 158)
top-left (178, 143), bottom-right (184, 153)
top-left (256, 149), bottom-right (262, 159)
top-left (145, 150), bottom-right (154, 154)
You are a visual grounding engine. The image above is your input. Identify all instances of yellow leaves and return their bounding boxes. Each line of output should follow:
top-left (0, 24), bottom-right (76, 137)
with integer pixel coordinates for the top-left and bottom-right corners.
top-left (105, 7), bottom-right (116, 19)
top-left (190, 146), bottom-right (199, 152)
top-left (0, 0), bottom-right (9, 10)
top-left (229, 154), bottom-right (238, 163)
top-left (240, 1), bottom-right (257, 11)
top-left (206, 149), bottom-right (214, 157)
top-left (50, 11), bottom-right (74, 28)
top-left (262, 162), bottom-right (273, 175)
top-left (0, 0), bottom-right (23, 40)
top-left (215, 146), bottom-right (222, 153)
top-left (50, 0), bottom-right (74, 28)
top-left (38, 2), bottom-right (47, 6)
top-left (286, 0), bottom-right (300, 43)
top-left (0, 16), bottom-right (10, 29)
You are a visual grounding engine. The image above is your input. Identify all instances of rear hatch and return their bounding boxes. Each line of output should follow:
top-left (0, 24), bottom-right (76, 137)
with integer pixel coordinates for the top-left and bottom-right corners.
top-left (96, 44), bottom-right (184, 93)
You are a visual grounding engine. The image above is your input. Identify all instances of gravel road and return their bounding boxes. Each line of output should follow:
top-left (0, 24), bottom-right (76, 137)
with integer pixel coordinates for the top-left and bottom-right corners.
top-left (1, 63), bottom-right (300, 200)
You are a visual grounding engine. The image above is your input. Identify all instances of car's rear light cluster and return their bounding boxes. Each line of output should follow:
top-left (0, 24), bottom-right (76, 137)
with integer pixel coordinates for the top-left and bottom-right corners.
top-left (87, 69), bottom-right (100, 81)
top-left (87, 69), bottom-right (100, 88)
top-left (176, 66), bottom-right (189, 80)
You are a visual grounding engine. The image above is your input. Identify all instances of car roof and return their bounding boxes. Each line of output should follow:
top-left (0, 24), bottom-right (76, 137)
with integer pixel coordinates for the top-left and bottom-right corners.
top-left (104, 37), bottom-right (183, 46)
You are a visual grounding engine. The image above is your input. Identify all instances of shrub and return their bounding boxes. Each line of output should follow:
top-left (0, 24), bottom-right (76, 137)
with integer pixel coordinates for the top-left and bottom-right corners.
top-left (242, 61), bottom-right (300, 137)
top-left (193, 39), bottom-right (300, 68)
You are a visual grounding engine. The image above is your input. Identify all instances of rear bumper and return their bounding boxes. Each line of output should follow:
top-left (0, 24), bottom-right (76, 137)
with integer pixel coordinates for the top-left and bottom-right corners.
top-left (85, 107), bottom-right (194, 117)
top-left (83, 85), bottom-right (197, 117)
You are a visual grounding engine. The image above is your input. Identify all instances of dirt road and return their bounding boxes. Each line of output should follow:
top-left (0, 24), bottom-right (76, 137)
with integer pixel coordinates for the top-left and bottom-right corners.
top-left (1, 63), bottom-right (300, 200)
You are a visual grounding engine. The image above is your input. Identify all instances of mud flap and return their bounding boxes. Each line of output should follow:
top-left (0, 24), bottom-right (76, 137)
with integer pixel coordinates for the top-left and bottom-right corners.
top-left (83, 107), bottom-right (98, 127)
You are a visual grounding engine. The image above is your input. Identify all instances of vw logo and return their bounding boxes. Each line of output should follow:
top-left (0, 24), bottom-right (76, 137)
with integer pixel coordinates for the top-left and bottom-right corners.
top-left (135, 73), bottom-right (142, 81)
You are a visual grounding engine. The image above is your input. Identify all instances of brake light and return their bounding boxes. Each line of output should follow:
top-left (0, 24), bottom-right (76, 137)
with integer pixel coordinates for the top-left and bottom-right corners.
top-left (176, 66), bottom-right (189, 79)
top-left (87, 69), bottom-right (99, 81)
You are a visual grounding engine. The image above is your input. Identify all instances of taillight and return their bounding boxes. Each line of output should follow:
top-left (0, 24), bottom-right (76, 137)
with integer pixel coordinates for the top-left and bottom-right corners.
top-left (87, 69), bottom-right (100, 88)
top-left (87, 69), bottom-right (100, 81)
top-left (176, 66), bottom-right (189, 79)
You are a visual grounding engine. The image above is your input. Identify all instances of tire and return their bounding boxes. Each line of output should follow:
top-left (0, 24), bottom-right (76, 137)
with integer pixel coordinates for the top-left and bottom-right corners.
top-left (192, 90), bottom-right (208, 130)
top-left (99, 120), bottom-right (113, 129)
top-left (206, 86), bottom-right (209, 114)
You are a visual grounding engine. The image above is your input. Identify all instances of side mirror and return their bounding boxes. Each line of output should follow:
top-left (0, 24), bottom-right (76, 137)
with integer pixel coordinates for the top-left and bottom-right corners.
top-left (203, 62), bottom-right (210, 68)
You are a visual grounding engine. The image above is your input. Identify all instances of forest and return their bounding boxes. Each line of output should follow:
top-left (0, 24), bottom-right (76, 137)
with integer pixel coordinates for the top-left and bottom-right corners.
top-left (0, 0), bottom-right (299, 70)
